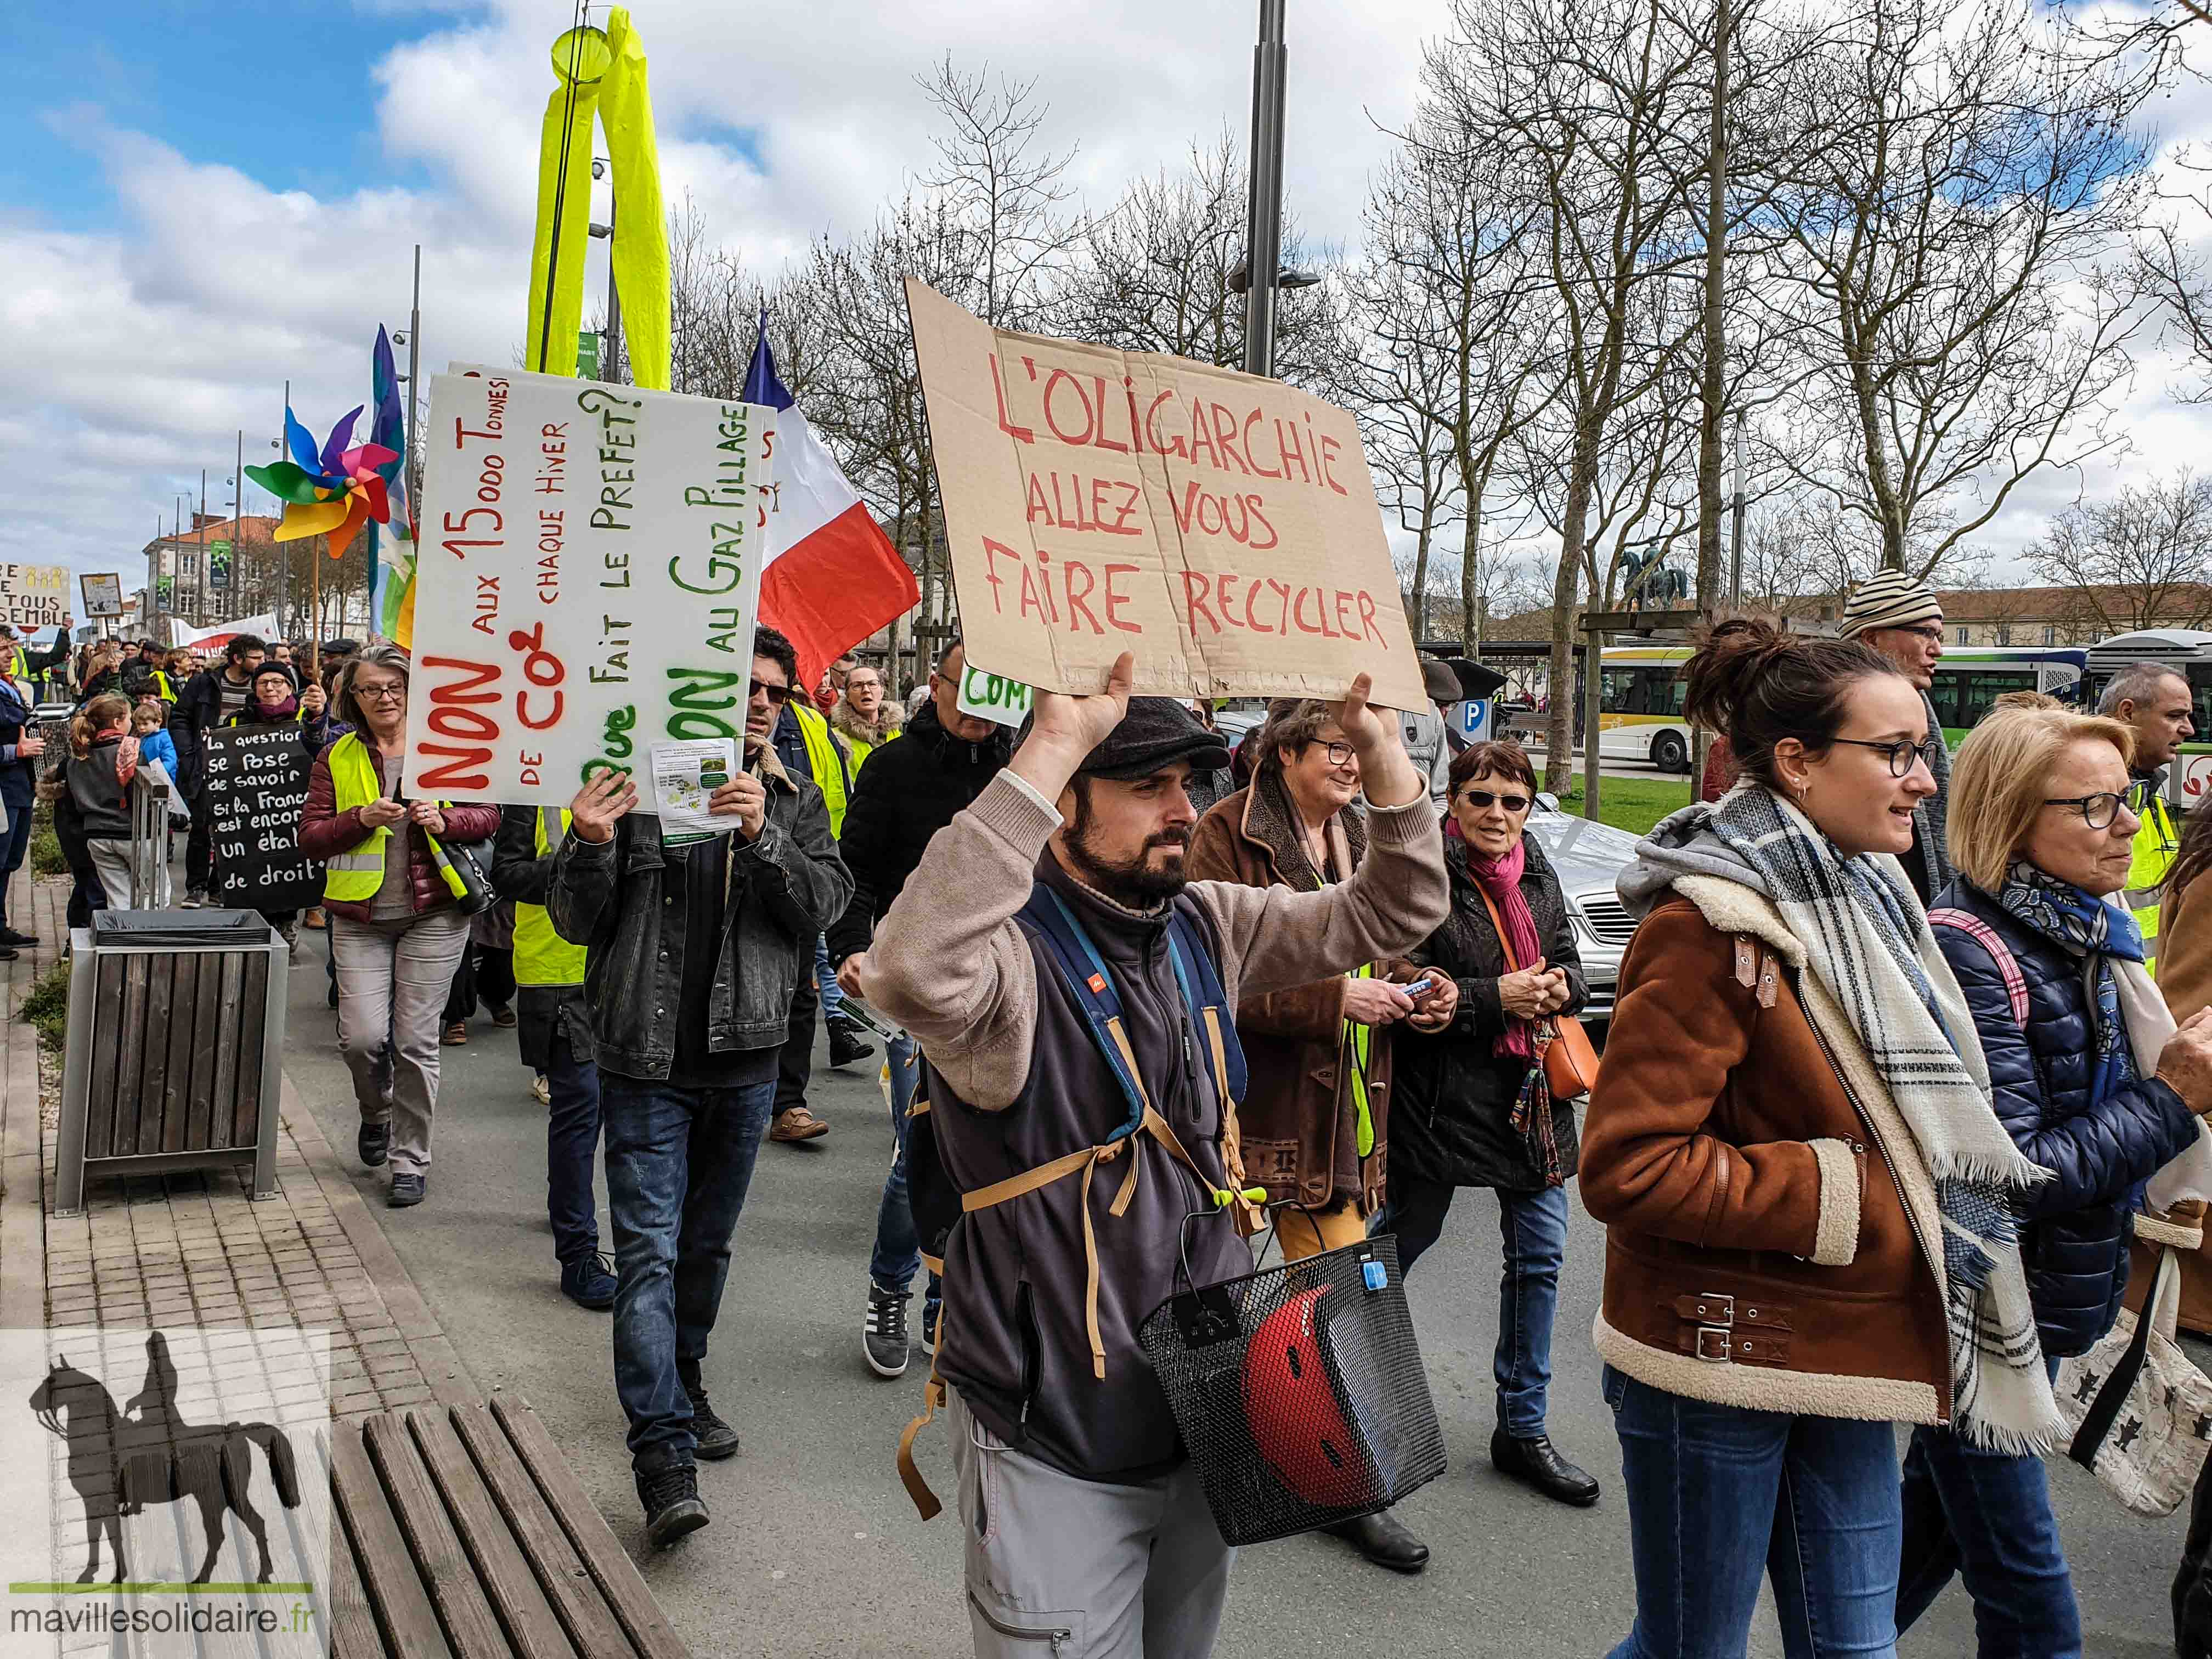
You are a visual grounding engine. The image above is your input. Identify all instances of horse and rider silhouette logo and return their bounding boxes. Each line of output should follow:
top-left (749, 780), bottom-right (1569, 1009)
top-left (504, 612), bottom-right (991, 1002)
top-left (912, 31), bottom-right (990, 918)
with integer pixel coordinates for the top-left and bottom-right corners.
top-left (28, 1331), bottom-right (301, 1585)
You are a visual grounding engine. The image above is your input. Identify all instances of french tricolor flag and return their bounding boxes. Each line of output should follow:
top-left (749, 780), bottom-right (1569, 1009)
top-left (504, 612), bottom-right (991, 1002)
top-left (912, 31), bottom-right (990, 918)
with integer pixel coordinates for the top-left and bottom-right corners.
top-left (742, 318), bottom-right (919, 693)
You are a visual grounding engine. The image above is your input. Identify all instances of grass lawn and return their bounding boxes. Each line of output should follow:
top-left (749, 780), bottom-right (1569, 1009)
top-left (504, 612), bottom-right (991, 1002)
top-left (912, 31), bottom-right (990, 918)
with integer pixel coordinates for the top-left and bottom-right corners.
top-left (1553, 774), bottom-right (1690, 837)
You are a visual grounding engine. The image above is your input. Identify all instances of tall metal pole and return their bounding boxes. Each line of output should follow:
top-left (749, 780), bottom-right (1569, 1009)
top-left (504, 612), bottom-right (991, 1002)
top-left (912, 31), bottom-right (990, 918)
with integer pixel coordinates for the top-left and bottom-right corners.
top-left (1240, 0), bottom-right (1288, 379)
top-left (408, 244), bottom-right (424, 514)
top-left (604, 190), bottom-right (624, 383)
top-left (278, 377), bottom-right (291, 639)
top-left (198, 469), bottom-right (209, 625)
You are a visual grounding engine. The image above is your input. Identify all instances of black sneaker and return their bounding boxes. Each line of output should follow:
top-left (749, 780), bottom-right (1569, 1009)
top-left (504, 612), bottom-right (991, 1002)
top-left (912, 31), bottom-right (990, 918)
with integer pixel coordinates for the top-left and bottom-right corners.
top-left (357, 1121), bottom-right (390, 1169)
top-left (561, 1251), bottom-right (617, 1311)
top-left (826, 1014), bottom-right (876, 1069)
top-left (388, 1173), bottom-right (426, 1207)
top-left (0, 928), bottom-right (37, 948)
top-left (181, 888), bottom-right (207, 909)
top-left (636, 1464), bottom-right (708, 1548)
top-left (676, 1362), bottom-right (740, 1460)
top-left (864, 1285), bottom-right (910, 1379)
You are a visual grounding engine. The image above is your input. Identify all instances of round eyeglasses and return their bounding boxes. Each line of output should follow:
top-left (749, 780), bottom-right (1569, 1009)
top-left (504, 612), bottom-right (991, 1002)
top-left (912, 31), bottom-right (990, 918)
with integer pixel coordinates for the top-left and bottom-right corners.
top-left (2043, 780), bottom-right (2149, 830)
top-left (1828, 736), bottom-right (1936, 778)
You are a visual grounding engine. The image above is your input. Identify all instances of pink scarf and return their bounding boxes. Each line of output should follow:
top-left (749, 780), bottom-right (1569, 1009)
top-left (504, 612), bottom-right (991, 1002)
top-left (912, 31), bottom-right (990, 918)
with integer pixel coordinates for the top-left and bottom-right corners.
top-left (1450, 820), bottom-right (1543, 1060)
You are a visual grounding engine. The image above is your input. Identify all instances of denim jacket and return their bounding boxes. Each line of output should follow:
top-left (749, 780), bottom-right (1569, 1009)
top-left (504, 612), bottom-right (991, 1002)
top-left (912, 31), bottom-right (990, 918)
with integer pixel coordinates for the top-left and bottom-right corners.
top-left (547, 748), bottom-right (854, 1080)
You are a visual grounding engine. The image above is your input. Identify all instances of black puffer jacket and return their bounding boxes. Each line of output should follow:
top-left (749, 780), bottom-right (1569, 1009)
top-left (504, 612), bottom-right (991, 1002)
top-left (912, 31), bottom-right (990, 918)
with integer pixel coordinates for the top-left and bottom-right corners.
top-left (1931, 877), bottom-right (2202, 1357)
top-left (1393, 830), bottom-right (1587, 1192)
top-left (831, 699), bottom-right (1011, 943)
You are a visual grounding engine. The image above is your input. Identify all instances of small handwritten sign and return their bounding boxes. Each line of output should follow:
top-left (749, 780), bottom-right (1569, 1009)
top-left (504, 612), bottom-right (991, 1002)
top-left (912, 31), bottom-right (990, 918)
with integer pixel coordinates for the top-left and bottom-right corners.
top-left (202, 724), bottom-right (322, 912)
top-left (906, 280), bottom-right (1426, 710)
top-left (405, 369), bottom-right (777, 809)
top-left (956, 664), bottom-right (1034, 729)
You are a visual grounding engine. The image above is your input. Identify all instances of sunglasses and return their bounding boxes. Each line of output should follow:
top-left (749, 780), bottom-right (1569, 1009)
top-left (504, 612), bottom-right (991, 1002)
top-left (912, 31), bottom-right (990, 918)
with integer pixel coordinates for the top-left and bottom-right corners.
top-left (750, 679), bottom-right (791, 706)
top-left (1458, 788), bottom-right (1532, 814)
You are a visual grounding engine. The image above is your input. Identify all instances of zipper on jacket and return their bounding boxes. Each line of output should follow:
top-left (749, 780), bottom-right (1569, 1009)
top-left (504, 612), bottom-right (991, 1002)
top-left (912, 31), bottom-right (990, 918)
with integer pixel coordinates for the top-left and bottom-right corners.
top-left (967, 1592), bottom-right (1072, 1650)
top-left (1014, 1283), bottom-right (1042, 1427)
top-left (1804, 1017), bottom-right (1951, 1425)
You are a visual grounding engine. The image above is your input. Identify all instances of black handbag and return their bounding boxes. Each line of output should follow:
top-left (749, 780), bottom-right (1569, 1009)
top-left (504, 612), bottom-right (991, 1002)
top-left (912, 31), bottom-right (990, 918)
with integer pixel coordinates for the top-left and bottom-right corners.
top-left (426, 835), bottom-right (496, 916)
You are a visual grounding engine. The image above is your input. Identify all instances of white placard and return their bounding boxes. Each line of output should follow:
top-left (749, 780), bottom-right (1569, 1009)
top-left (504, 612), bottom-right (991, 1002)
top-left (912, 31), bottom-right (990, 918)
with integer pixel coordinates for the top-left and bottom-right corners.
top-left (79, 572), bottom-right (123, 619)
top-left (651, 738), bottom-right (741, 844)
top-left (404, 369), bottom-right (776, 809)
top-left (958, 662), bottom-right (1035, 728)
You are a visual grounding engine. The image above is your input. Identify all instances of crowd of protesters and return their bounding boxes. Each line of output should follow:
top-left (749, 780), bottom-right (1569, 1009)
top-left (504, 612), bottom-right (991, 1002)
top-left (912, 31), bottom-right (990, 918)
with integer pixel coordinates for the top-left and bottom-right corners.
top-left (40, 560), bottom-right (2212, 1659)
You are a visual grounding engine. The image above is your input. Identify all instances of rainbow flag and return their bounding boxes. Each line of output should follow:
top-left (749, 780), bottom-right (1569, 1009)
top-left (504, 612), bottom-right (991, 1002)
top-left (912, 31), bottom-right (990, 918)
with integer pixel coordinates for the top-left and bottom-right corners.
top-left (367, 326), bottom-right (417, 647)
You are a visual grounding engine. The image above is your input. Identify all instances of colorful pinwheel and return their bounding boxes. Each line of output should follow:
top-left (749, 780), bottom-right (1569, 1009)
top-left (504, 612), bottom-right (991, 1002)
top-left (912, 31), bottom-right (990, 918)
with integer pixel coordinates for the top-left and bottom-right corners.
top-left (244, 406), bottom-right (398, 560)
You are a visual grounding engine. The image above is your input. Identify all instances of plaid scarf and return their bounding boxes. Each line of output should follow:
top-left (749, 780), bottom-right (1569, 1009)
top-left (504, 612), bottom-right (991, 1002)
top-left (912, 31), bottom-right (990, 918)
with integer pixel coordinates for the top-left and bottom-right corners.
top-left (1707, 785), bottom-right (2062, 1452)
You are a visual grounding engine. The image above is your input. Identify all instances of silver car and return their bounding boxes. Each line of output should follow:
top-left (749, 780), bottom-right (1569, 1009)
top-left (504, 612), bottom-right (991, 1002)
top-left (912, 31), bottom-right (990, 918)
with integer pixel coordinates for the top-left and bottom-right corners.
top-left (1520, 794), bottom-right (1642, 1025)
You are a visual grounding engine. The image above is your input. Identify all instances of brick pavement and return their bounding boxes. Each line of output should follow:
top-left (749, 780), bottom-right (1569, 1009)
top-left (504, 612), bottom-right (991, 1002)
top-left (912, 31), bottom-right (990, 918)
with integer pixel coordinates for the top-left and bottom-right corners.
top-left (0, 872), bottom-right (479, 1419)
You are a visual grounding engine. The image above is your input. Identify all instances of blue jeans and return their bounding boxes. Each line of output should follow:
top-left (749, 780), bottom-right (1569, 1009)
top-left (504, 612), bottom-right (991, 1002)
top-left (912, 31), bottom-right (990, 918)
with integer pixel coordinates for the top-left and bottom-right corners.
top-left (1386, 1177), bottom-right (1568, 1436)
top-left (544, 1029), bottom-right (603, 1266)
top-left (0, 770), bottom-right (32, 921)
top-left (601, 1074), bottom-right (776, 1470)
top-left (1604, 1367), bottom-right (1902, 1658)
top-left (1895, 1365), bottom-right (2080, 1658)
top-left (814, 933), bottom-right (844, 1018)
top-left (868, 1033), bottom-right (943, 1336)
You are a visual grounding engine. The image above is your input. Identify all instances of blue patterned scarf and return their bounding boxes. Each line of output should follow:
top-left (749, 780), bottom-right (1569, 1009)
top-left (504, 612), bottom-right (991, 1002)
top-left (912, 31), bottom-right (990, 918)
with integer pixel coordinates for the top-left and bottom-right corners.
top-left (1995, 860), bottom-right (2143, 1108)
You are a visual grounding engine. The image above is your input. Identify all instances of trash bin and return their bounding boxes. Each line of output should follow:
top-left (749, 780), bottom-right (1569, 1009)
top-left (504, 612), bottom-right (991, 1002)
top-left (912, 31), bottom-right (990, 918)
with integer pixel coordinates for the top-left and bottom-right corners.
top-left (52, 909), bottom-right (287, 1215)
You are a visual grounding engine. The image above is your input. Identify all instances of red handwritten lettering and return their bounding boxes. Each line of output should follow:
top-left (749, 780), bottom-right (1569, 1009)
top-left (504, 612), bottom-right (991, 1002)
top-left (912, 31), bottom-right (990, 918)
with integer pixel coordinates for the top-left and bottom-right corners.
top-left (990, 356), bottom-right (1035, 444)
top-left (1042, 370), bottom-right (1095, 445)
top-left (1182, 571), bottom-right (1220, 634)
top-left (1104, 565), bottom-right (1141, 634)
top-left (1065, 558), bottom-right (1103, 634)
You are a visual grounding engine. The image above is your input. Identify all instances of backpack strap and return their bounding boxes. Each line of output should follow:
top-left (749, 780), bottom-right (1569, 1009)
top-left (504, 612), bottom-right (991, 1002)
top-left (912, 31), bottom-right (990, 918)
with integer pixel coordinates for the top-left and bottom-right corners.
top-left (1928, 907), bottom-right (2028, 1028)
top-left (1017, 887), bottom-right (1149, 1141)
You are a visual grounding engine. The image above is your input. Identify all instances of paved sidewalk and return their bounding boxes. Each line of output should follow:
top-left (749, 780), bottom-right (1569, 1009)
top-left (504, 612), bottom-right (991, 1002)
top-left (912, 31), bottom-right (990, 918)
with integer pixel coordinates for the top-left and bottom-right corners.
top-left (0, 873), bottom-right (478, 1420)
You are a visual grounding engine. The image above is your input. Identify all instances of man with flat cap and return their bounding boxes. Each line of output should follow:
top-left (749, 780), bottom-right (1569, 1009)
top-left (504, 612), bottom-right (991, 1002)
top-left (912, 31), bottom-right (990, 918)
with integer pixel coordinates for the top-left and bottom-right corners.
top-left (853, 653), bottom-right (1448, 1659)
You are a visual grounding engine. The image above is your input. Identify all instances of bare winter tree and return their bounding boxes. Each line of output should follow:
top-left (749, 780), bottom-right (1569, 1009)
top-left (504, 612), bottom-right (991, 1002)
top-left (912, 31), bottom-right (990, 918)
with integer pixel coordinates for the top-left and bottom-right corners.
top-left (1423, 0), bottom-right (1713, 791)
top-left (2027, 469), bottom-right (2212, 634)
top-left (2138, 153), bottom-right (2212, 404)
top-left (1768, 0), bottom-right (2155, 577)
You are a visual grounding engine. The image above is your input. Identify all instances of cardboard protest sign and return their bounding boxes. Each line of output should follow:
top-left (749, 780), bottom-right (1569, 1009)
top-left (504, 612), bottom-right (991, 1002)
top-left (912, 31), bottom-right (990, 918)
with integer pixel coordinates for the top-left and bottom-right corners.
top-left (956, 662), bottom-right (1034, 729)
top-left (201, 725), bottom-right (323, 913)
top-left (79, 573), bottom-right (123, 619)
top-left (404, 368), bottom-right (776, 809)
top-left (905, 280), bottom-right (1426, 710)
top-left (0, 566), bottom-right (70, 631)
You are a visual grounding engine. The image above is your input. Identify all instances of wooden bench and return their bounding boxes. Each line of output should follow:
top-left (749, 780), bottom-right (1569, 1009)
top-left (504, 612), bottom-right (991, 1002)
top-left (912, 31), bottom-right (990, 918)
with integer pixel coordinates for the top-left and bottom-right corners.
top-left (329, 1394), bottom-right (691, 1659)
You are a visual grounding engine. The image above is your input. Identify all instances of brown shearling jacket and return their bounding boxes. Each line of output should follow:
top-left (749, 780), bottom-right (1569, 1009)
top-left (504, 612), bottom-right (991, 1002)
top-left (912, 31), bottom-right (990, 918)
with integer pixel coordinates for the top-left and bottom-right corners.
top-left (1581, 874), bottom-right (1954, 1425)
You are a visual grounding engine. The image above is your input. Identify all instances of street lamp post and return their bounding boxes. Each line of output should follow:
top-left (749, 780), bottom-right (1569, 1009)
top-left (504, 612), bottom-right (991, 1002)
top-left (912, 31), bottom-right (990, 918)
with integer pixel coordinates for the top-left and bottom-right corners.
top-left (1240, 0), bottom-right (1288, 379)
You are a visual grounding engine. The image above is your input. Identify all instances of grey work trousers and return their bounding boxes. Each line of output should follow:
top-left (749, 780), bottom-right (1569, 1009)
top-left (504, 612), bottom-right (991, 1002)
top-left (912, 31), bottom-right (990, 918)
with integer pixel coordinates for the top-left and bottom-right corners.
top-left (949, 1389), bottom-right (1234, 1658)
top-left (330, 909), bottom-right (470, 1175)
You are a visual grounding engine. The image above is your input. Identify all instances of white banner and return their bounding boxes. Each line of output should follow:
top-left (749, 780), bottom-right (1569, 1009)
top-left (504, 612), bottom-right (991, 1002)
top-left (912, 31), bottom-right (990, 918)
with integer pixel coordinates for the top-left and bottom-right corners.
top-left (173, 611), bottom-right (278, 649)
top-left (404, 369), bottom-right (777, 809)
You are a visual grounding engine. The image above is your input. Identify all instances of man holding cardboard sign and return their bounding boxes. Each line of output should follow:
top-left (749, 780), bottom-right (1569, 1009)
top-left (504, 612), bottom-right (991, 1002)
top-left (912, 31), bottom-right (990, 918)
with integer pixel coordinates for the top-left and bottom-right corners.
top-left (905, 279), bottom-right (1428, 712)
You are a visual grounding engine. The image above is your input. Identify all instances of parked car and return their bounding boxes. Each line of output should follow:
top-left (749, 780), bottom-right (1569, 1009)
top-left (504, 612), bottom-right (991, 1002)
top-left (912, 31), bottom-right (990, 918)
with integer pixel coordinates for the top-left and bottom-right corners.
top-left (1521, 793), bottom-right (1639, 1024)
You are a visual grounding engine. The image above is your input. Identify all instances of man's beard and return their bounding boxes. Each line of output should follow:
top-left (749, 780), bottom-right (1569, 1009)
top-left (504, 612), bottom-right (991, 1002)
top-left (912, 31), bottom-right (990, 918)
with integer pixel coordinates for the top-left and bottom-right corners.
top-left (1063, 823), bottom-right (1191, 910)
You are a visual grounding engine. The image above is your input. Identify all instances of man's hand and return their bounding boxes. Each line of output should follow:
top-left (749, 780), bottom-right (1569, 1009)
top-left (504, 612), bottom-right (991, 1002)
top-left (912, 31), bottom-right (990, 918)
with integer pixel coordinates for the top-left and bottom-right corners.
top-left (1328, 673), bottom-right (1421, 808)
top-left (15, 731), bottom-right (42, 760)
top-left (567, 770), bottom-right (637, 844)
top-left (1010, 651), bottom-right (1135, 809)
top-left (837, 952), bottom-right (869, 1000)
top-left (1344, 977), bottom-right (1415, 1027)
top-left (358, 796), bottom-right (407, 828)
top-left (1406, 969), bottom-right (1459, 1031)
top-left (710, 772), bottom-right (768, 840)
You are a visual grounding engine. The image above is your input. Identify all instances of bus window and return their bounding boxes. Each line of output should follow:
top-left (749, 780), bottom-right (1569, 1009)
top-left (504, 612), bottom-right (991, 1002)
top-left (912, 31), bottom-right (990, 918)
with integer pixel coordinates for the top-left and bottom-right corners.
top-left (1925, 674), bottom-right (1962, 734)
top-left (1953, 671), bottom-right (2037, 730)
top-left (1600, 668), bottom-right (1643, 713)
top-left (1644, 668), bottom-right (1686, 717)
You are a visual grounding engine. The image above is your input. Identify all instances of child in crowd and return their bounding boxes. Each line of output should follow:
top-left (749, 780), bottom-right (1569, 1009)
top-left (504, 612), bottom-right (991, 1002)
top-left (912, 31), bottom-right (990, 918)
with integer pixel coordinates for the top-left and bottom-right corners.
top-left (60, 693), bottom-right (144, 911)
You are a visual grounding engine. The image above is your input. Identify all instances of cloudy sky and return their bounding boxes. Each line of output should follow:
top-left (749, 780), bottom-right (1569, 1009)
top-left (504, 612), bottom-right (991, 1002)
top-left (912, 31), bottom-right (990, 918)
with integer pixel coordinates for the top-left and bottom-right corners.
top-left (3, 0), bottom-right (2206, 622)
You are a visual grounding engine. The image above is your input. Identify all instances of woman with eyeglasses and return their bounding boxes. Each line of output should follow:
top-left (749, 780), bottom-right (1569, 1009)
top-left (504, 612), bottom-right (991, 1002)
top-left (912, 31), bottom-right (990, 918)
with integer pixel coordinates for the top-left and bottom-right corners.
top-left (1584, 618), bottom-right (2068, 1659)
top-left (1186, 695), bottom-right (1457, 1574)
top-left (1386, 738), bottom-right (1600, 1510)
top-left (1895, 693), bottom-right (2212, 1657)
top-left (300, 642), bottom-right (501, 1209)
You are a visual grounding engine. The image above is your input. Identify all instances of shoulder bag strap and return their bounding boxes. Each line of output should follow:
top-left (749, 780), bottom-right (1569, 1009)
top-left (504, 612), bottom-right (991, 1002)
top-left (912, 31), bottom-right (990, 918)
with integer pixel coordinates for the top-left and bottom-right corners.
top-left (1928, 907), bottom-right (2029, 1029)
top-left (2070, 1246), bottom-right (2177, 1469)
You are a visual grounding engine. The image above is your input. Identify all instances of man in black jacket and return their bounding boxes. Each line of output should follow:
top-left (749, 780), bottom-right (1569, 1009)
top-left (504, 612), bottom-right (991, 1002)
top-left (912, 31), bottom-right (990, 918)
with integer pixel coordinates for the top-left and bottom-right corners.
top-left (171, 633), bottom-right (267, 905)
top-left (830, 639), bottom-right (1008, 1378)
top-left (549, 625), bottom-right (853, 1549)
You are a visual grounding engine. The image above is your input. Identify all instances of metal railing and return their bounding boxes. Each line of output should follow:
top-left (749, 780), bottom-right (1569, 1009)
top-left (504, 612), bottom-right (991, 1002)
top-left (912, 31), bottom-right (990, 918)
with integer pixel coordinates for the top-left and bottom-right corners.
top-left (127, 763), bottom-right (174, 909)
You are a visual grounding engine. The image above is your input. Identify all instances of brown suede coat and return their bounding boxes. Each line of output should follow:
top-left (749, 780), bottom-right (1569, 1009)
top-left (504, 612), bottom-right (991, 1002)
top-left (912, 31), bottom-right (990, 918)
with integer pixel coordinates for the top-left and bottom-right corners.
top-left (1186, 778), bottom-right (1414, 1212)
top-left (1581, 882), bottom-right (1954, 1424)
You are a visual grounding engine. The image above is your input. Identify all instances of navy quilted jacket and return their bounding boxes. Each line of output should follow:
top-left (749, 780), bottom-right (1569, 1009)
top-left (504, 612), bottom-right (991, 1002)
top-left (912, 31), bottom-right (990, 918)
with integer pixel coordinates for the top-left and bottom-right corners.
top-left (1931, 879), bottom-right (2201, 1356)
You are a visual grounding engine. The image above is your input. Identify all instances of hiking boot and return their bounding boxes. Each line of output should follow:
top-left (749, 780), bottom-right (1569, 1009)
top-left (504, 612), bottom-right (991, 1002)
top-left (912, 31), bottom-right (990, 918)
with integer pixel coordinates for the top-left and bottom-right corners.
top-left (676, 1361), bottom-right (740, 1461)
top-left (442, 1022), bottom-right (469, 1046)
top-left (864, 1285), bottom-right (910, 1379)
top-left (636, 1464), bottom-right (707, 1548)
top-left (357, 1120), bottom-right (390, 1169)
top-left (388, 1173), bottom-right (427, 1207)
top-left (826, 1014), bottom-right (876, 1069)
top-left (770, 1107), bottom-right (827, 1143)
top-left (181, 888), bottom-right (206, 909)
top-left (561, 1251), bottom-right (617, 1312)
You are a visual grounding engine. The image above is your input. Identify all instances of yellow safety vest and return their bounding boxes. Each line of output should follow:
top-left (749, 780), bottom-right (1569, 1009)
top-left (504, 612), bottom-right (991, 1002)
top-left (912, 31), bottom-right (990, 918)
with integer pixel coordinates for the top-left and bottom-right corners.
top-left (322, 733), bottom-right (470, 905)
top-left (793, 702), bottom-right (849, 838)
top-left (514, 808), bottom-right (587, 989)
top-left (323, 735), bottom-right (389, 902)
top-left (151, 671), bottom-right (177, 703)
top-left (2129, 789), bottom-right (2181, 970)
